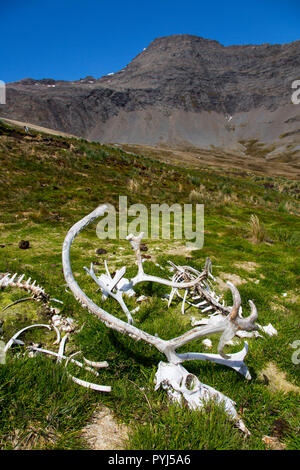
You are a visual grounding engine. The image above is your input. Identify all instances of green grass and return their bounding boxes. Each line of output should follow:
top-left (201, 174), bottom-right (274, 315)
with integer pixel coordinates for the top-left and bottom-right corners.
top-left (0, 355), bottom-right (97, 449)
top-left (0, 119), bottom-right (299, 450)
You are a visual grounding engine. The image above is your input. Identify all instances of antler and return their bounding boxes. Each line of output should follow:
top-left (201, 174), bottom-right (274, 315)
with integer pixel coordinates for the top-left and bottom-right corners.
top-left (62, 205), bottom-right (169, 356)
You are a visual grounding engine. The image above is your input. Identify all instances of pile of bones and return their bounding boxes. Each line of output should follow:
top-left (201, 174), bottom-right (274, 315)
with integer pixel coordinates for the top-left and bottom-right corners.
top-left (0, 204), bottom-right (277, 434)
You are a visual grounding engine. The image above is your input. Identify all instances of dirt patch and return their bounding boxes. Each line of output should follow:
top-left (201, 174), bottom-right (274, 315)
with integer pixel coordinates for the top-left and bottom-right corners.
top-left (119, 142), bottom-right (300, 181)
top-left (81, 406), bottom-right (129, 450)
top-left (262, 435), bottom-right (286, 450)
top-left (281, 291), bottom-right (300, 304)
top-left (288, 294), bottom-right (300, 304)
top-left (259, 362), bottom-right (300, 394)
top-left (271, 291), bottom-right (300, 312)
top-left (216, 273), bottom-right (247, 292)
top-left (165, 244), bottom-right (198, 259)
top-left (234, 261), bottom-right (260, 272)
top-left (270, 302), bottom-right (288, 314)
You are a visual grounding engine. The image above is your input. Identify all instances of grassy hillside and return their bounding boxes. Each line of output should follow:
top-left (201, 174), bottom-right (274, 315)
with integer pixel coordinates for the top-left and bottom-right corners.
top-left (118, 141), bottom-right (300, 180)
top-left (0, 120), bottom-right (299, 450)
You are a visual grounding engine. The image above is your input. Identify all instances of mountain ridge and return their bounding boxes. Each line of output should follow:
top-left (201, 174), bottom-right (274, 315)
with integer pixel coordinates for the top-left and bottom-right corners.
top-left (1, 34), bottom-right (300, 155)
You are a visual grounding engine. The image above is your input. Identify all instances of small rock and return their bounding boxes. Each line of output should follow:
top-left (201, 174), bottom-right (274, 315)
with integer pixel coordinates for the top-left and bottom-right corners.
top-left (140, 244), bottom-right (148, 252)
top-left (272, 418), bottom-right (291, 439)
top-left (259, 323), bottom-right (277, 336)
top-left (30, 342), bottom-right (42, 349)
top-left (96, 248), bottom-right (107, 255)
top-left (202, 338), bottom-right (212, 349)
top-left (19, 240), bottom-right (30, 249)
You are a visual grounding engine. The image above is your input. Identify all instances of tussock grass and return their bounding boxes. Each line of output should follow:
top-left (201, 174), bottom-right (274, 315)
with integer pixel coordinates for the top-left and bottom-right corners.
top-left (128, 178), bottom-right (140, 192)
top-left (248, 214), bottom-right (267, 244)
top-left (189, 188), bottom-right (204, 203)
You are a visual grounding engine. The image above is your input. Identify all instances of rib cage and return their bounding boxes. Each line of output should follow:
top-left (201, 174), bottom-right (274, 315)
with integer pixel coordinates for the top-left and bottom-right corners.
top-left (168, 261), bottom-right (231, 317)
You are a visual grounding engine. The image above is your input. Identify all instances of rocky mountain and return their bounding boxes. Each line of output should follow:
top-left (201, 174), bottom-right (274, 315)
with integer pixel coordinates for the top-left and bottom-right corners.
top-left (1, 34), bottom-right (300, 155)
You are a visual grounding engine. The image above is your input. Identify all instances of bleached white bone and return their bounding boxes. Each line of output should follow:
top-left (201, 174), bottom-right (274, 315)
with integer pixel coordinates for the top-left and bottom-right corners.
top-left (28, 346), bottom-right (99, 376)
top-left (177, 342), bottom-right (251, 379)
top-left (154, 361), bottom-right (249, 434)
top-left (57, 334), bottom-right (69, 363)
top-left (85, 263), bottom-right (133, 324)
top-left (4, 324), bottom-right (52, 353)
top-left (27, 346), bottom-right (110, 390)
top-left (83, 357), bottom-right (109, 368)
top-left (258, 323), bottom-right (277, 336)
top-left (64, 352), bottom-right (111, 392)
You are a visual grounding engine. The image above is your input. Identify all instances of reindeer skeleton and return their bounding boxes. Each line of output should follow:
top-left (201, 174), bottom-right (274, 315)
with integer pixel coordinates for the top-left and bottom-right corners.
top-left (62, 204), bottom-right (259, 433)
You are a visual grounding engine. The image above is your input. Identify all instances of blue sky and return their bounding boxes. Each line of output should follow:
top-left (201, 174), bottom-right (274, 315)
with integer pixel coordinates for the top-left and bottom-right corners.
top-left (1, 0), bottom-right (299, 83)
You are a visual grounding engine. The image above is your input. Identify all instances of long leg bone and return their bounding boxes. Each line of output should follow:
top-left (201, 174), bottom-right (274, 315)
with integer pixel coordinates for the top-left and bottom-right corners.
top-left (28, 346), bottom-right (111, 391)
